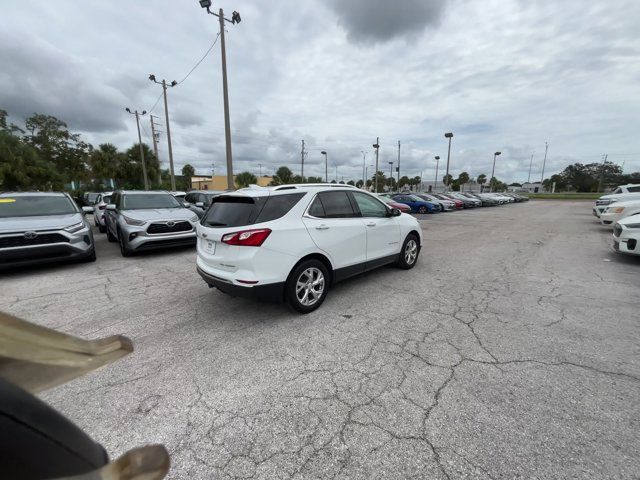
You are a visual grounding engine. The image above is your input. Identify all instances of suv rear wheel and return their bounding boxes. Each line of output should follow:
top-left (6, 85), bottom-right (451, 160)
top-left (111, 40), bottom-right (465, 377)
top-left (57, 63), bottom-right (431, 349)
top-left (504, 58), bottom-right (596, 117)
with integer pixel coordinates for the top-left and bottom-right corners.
top-left (106, 225), bottom-right (117, 243)
top-left (285, 259), bottom-right (329, 313)
top-left (396, 234), bottom-right (420, 269)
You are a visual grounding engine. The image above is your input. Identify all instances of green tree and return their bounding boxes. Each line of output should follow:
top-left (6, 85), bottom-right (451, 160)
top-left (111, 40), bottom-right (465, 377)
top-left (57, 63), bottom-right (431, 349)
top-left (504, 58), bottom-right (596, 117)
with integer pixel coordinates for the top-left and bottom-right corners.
top-left (347, 180), bottom-right (355, 186)
top-left (89, 143), bottom-right (121, 189)
top-left (373, 171), bottom-right (386, 192)
top-left (413, 176), bottom-right (422, 192)
top-left (458, 172), bottom-right (470, 192)
top-left (236, 171), bottom-right (257, 188)
top-left (355, 179), bottom-right (363, 188)
top-left (442, 174), bottom-right (453, 188)
top-left (119, 143), bottom-right (159, 189)
top-left (276, 166), bottom-right (293, 184)
top-left (398, 175), bottom-right (410, 190)
top-left (477, 174), bottom-right (487, 192)
top-left (181, 164), bottom-right (195, 179)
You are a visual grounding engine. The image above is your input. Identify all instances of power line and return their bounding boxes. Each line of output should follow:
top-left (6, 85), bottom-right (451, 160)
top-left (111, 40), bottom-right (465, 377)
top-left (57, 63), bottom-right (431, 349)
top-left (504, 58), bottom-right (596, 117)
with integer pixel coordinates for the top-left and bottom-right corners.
top-left (177, 32), bottom-right (221, 85)
top-left (147, 91), bottom-right (164, 114)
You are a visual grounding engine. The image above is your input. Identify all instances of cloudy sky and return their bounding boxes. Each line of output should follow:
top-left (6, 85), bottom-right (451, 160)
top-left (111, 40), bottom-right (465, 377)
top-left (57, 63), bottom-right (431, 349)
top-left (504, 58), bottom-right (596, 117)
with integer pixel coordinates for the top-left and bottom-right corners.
top-left (2, 0), bottom-right (639, 184)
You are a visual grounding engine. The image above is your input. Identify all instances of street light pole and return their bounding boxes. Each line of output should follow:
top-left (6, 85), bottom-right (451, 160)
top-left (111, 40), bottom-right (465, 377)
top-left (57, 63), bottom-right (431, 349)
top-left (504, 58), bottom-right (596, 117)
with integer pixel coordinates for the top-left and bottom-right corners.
top-left (321, 151), bottom-right (328, 182)
top-left (434, 155), bottom-right (440, 192)
top-left (199, 1), bottom-right (241, 190)
top-left (373, 138), bottom-right (380, 193)
top-left (444, 132), bottom-right (453, 192)
top-left (125, 108), bottom-right (149, 190)
top-left (540, 141), bottom-right (549, 189)
top-left (490, 151), bottom-right (501, 192)
top-left (365, 164), bottom-right (373, 190)
top-left (361, 151), bottom-right (366, 189)
top-left (397, 140), bottom-right (401, 187)
top-left (527, 152), bottom-right (535, 184)
top-left (388, 161), bottom-right (394, 191)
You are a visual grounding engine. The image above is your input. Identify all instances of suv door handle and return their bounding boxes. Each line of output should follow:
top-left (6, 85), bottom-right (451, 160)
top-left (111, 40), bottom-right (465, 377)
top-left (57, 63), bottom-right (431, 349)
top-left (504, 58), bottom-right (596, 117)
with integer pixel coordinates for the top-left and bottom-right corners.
top-left (366, 222), bottom-right (376, 227)
top-left (315, 224), bottom-right (330, 230)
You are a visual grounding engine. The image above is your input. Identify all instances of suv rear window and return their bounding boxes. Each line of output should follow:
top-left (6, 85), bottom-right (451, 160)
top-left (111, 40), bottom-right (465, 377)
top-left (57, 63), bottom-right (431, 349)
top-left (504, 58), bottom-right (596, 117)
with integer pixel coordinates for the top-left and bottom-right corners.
top-left (628, 186), bottom-right (640, 193)
top-left (202, 193), bottom-right (304, 227)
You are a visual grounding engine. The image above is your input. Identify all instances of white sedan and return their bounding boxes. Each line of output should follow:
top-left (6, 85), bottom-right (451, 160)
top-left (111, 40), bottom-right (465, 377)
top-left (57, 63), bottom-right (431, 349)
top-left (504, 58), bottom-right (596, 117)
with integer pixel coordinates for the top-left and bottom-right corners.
top-left (600, 199), bottom-right (640, 228)
top-left (612, 216), bottom-right (640, 256)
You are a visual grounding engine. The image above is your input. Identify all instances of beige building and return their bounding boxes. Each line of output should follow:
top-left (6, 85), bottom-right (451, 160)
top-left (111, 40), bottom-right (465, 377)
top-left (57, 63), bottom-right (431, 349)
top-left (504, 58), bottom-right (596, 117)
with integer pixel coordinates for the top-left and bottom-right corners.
top-left (191, 175), bottom-right (273, 190)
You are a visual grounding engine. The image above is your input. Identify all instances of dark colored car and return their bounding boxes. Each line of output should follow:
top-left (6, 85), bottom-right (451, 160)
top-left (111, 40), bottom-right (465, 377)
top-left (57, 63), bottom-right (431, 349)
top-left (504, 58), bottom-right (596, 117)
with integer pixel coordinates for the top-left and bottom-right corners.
top-left (466, 193), bottom-right (499, 206)
top-left (182, 190), bottom-right (225, 218)
top-left (391, 194), bottom-right (438, 214)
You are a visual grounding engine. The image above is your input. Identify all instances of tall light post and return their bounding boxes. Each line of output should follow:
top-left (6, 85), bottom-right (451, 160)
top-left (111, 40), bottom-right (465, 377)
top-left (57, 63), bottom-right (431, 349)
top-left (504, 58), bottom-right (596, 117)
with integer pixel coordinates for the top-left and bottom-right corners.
top-left (149, 75), bottom-right (177, 191)
top-left (540, 141), bottom-right (549, 190)
top-left (373, 138), bottom-right (380, 193)
top-left (365, 164), bottom-right (374, 191)
top-left (199, 0), bottom-right (241, 190)
top-left (361, 150), bottom-right (366, 189)
top-left (527, 152), bottom-right (535, 184)
top-left (321, 151), bottom-right (328, 182)
top-left (433, 155), bottom-right (440, 192)
top-left (125, 108), bottom-right (150, 190)
top-left (490, 151), bottom-right (501, 192)
top-left (444, 132), bottom-right (453, 191)
top-left (334, 164), bottom-right (338, 182)
top-left (388, 161), bottom-right (394, 192)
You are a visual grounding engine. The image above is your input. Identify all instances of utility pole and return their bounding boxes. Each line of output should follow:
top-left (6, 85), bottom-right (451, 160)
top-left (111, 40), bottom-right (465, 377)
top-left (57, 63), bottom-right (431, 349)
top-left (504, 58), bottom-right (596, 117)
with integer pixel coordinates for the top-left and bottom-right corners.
top-left (125, 108), bottom-right (149, 190)
top-left (300, 139), bottom-right (305, 181)
top-left (397, 140), bottom-right (401, 186)
top-left (597, 154), bottom-right (608, 192)
top-left (149, 75), bottom-right (178, 191)
top-left (199, 2), bottom-right (242, 190)
top-left (335, 164), bottom-right (338, 182)
top-left (150, 115), bottom-right (160, 161)
top-left (434, 156), bottom-right (440, 192)
top-left (444, 132), bottom-right (453, 192)
top-left (540, 141), bottom-right (549, 189)
top-left (361, 151), bottom-right (366, 189)
top-left (527, 152), bottom-right (535, 184)
top-left (321, 151), bottom-right (328, 182)
top-left (388, 162), bottom-right (394, 191)
top-left (373, 138), bottom-right (380, 193)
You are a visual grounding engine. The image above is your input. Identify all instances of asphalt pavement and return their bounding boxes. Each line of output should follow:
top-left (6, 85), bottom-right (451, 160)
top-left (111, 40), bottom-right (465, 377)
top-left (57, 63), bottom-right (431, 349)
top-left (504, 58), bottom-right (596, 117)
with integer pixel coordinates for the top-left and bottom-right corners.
top-left (2, 201), bottom-right (639, 479)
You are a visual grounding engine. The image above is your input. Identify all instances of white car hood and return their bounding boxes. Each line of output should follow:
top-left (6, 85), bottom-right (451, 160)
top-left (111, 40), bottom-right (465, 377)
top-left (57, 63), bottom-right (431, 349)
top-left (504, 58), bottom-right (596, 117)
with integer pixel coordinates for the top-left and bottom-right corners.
top-left (599, 192), bottom-right (640, 202)
top-left (606, 199), bottom-right (640, 208)
top-left (121, 208), bottom-right (195, 222)
top-left (618, 215), bottom-right (640, 226)
top-left (0, 213), bottom-right (82, 234)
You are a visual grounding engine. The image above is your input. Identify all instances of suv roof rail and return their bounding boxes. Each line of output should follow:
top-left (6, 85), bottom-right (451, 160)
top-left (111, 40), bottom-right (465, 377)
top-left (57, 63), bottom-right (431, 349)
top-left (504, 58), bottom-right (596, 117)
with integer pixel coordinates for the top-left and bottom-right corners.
top-left (272, 183), bottom-right (358, 191)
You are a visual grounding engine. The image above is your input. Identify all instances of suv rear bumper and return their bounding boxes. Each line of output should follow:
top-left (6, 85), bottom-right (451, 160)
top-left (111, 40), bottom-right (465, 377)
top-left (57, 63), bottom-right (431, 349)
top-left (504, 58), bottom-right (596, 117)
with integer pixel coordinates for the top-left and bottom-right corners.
top-left (197, 266), bottom-right (284, 303)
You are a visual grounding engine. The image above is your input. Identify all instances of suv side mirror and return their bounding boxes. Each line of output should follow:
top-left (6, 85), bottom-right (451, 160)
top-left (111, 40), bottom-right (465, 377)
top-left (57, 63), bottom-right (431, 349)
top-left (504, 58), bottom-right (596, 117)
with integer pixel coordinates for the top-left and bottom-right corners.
top-left (106, 204), bottom-right (116, 211)
top-left (391, 208), bottom-right (401, 217)
top-left (195, 202), bottom-right (204, 208)
top-left (81, 206), bottom-right (94, 215)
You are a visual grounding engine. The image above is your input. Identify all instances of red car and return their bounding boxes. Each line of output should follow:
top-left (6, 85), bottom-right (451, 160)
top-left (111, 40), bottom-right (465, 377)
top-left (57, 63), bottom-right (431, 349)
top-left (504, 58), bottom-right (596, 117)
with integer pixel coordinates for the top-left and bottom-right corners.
top-left (378, 195), bottom-right (412, 213)
top-left (434, 194), bottom-right (464, 209)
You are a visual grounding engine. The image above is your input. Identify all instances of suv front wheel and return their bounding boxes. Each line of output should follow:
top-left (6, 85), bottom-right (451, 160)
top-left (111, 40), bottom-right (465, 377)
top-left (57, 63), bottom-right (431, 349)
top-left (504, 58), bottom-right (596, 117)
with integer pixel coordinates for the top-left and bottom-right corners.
top-left (285, 259), bottom-right (329, 314)
top-left (118, 229), bottom-right (132, 257)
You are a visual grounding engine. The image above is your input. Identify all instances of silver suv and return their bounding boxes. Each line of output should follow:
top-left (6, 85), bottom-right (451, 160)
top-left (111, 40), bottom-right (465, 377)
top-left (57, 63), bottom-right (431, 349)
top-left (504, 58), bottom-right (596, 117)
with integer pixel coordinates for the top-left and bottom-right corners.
top-left (0, 192), bottom-right (96, 269)
top-left (104, 190), bottom-right (198, 257)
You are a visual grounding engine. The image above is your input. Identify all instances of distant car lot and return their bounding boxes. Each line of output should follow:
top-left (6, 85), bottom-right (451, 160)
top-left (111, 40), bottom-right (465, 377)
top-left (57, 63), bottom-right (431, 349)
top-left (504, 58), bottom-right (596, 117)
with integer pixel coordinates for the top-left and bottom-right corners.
top-left (2, 200), bottom-right (639, 479)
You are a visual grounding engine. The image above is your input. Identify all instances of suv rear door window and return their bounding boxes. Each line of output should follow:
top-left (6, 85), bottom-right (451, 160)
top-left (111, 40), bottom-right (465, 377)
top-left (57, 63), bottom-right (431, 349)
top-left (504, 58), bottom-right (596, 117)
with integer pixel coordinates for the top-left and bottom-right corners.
top-left (351, 192), bottom-right (388, 217)
top-left (627, 186), bottom-right (640, 192)
top-left (316, 191), bottom-right (356, 218)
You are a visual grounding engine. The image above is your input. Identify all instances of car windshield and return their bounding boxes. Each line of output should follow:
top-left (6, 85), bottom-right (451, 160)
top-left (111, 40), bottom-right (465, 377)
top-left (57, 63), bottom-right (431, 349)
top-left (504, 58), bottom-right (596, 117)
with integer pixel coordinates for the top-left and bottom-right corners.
top-left (0, 195), bottom-right (77, 218)
top-left (123, 193), bottom-right (181, 209)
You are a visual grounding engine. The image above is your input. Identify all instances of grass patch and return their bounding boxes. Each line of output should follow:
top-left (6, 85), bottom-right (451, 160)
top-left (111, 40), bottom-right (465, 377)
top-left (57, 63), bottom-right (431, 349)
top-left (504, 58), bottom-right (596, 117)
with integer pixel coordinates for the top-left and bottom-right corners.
top-left (524, 193), bottom-right (601, 200)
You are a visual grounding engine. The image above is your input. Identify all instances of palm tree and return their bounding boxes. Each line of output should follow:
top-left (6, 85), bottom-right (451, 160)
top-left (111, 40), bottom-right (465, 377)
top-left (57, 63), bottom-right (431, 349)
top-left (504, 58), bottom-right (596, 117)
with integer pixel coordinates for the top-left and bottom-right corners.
top-left (458, 171), bottom-right (470, 192)
top-left (235, 171), bottom-right (257, 188)
top-left (477, 174), bottom-right (487, 192)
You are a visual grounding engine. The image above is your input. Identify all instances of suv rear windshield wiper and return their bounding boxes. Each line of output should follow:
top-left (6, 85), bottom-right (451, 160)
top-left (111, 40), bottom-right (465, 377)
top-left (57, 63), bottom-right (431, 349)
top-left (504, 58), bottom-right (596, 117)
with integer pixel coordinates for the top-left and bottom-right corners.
top-left (204, 221), bottom-right (227, 226)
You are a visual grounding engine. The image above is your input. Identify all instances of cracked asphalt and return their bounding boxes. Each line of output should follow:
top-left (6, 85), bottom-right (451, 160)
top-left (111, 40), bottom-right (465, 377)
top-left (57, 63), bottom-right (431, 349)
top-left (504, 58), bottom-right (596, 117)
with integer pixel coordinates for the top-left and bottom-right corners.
top-left (2, 200), bottom-right (640, 479)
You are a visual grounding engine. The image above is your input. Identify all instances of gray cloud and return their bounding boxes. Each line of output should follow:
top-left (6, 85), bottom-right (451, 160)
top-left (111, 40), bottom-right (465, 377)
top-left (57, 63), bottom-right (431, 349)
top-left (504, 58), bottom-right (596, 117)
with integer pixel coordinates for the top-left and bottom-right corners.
top-left (326, 0), bottom-right (447, 43)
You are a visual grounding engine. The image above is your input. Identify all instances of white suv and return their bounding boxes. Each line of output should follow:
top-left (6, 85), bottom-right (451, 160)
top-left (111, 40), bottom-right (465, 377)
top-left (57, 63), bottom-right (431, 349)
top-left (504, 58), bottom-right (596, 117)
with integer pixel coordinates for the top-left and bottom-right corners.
top-left (196, 184), bottom-right (423, 313)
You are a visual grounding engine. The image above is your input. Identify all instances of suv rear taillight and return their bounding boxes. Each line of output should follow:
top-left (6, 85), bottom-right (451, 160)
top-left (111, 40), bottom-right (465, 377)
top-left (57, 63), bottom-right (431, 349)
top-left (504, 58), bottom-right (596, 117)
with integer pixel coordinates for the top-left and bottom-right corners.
top-left (221, 228), bottom-right (271, 246)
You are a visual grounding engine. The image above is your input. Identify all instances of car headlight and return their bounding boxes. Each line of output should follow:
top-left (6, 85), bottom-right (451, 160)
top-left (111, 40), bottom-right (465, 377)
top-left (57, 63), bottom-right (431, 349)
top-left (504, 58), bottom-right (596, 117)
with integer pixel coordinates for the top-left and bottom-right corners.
top-left (122, 215), bottom-right (146, 226)
top-left (608, 207), bottom-right (625, 214)
top-left (64, 222), bottom-right (85, 233)
top-left (625, 223), bottom-right (640, 229)
top-left (190, 215), bottom-right (199, 222)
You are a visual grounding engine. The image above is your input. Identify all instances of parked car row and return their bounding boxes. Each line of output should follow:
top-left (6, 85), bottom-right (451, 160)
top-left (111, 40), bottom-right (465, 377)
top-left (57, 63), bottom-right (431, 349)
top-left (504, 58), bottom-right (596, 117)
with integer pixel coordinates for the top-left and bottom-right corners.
top-left (592, 184), bottom-right (640, 257)
top-left (0, 185), bottom-right (424, 314)
top-left (379, 191), bottom-right (528, 213)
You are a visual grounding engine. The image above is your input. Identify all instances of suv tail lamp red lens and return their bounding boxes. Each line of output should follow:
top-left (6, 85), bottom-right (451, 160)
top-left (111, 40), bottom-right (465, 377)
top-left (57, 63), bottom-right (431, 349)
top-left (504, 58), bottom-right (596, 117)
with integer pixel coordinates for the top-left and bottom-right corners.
top-left (221, 228), bottom-right (272, 246)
